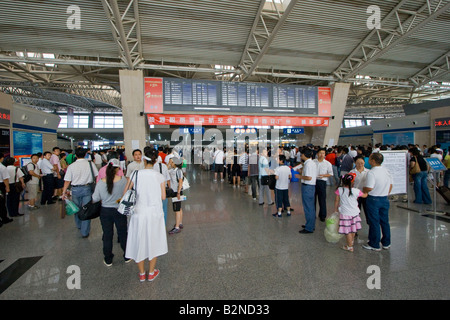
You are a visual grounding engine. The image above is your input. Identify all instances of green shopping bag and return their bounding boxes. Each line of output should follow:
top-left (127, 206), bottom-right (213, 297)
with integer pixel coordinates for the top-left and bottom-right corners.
top-left (65, 199), bottom-right (79, 216)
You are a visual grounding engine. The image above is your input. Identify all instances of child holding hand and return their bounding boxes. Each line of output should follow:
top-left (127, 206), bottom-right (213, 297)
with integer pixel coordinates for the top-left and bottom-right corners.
top-left (334, 173), bottom-right (368, 252)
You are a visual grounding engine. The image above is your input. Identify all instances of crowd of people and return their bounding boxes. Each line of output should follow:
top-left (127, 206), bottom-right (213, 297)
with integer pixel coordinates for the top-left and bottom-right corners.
top-left (208, 142), bottom-right (449, 252)
top-left (0, 141), bottom-right (449, 281)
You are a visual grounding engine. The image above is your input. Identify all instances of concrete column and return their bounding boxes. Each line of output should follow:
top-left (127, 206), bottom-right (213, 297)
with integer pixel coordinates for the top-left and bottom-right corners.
top-left (119, 69), bottom-right (147, 160)
top-left (310, 82), bottom-right (350, 147)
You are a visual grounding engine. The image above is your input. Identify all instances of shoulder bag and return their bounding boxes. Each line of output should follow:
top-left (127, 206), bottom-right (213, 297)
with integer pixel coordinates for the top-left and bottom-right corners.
top-left (118, 170), bottom-right (137, 216)
top-left (88, 161), bottom-right (97, 193)
top-left (410, 156), bottom-right (421, 175)
top-left (78, 200), bottom-right (101, 221)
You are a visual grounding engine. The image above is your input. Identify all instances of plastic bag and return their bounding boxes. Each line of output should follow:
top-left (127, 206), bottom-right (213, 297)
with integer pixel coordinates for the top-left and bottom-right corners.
top-left (324, 212), bottom-right (343, 243)
top-left (65, 199), bottom-right (79, 216)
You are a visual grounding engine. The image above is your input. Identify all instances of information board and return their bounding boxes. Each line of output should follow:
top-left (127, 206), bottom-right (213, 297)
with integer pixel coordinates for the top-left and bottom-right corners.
top-left (155, 77), bottom-right (326, 116)
top-left (379, 150), bottom-right (408, 195)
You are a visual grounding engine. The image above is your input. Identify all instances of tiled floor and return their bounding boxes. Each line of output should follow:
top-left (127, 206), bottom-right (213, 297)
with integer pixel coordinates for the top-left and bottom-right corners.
top-left (0, 166), bottom-right (449, 300)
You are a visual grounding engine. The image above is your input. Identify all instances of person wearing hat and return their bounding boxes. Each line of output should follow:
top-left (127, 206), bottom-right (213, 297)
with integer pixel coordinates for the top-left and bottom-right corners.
top-left (92, 158), bottom-right (129, 266)
top-left (334, 172), bottom-right (368, 252)
top-left (167, 156), bottom-right (184, 234)
top-left (298, 148), bottom-right (318, 234)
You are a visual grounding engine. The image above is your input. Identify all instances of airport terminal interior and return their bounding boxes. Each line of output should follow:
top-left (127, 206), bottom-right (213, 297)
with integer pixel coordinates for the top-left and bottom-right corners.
top-left (0, 0), bottom-right (450, 301)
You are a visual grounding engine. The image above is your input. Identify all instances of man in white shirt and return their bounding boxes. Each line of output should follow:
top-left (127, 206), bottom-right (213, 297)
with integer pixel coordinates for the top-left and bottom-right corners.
top-left (363, 152), bottom-right (393, 251)
top-left (0, 152), bottom-right (12, 225)
top-left (40, 151), bottom-right (56, 205)
top-left (273, 155), bottom-right (291, 217)
top-left (62, 148), bottom-right (99, 238)
top-left (298, 149), bottom-right (318, 234)
top-left (314, 148), bottom-right (333, 222)
top-left (213, 147), bottom-right (225, 182)
top-left (126, 149), bottom-right (145, 180)
top-left (93, 151), bottom-right (102, 170)
top-left (26, 154), bottom-right (41, 210)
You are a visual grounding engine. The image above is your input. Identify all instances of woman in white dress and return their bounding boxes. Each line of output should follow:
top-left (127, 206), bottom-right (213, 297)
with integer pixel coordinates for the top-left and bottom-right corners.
top-left (125, 148), bottom-right (167, 282)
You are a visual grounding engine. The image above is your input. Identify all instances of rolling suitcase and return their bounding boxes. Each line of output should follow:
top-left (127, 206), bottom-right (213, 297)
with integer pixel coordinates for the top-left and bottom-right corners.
top-left (436, 186), bottom-right (450, 204)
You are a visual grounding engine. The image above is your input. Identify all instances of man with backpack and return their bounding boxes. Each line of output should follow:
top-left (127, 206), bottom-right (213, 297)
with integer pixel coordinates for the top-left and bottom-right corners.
top-left (25, 154), bottom-right (41, 210)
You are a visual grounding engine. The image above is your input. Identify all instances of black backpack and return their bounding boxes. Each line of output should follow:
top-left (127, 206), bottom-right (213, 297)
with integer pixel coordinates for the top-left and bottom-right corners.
top-left (21, 163), bottom-right (35, 183)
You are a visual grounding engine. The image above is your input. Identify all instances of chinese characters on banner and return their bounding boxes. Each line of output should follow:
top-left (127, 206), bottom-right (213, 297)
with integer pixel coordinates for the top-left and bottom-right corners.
top-left (317, 87), bottom-right (331, 117)
top-left (144, 77), bottom-right (163, 113)
top-left (434, 117), bottom-right (450, 127)
top-left (147, 114), bottom-right (329, 127)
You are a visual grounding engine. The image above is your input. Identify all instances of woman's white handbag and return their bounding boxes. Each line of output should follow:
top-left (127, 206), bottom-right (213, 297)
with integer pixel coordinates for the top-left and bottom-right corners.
top-left (118, 171), bottom-right (137, 216)
top-left (182, 176), bottom-right (190, 190)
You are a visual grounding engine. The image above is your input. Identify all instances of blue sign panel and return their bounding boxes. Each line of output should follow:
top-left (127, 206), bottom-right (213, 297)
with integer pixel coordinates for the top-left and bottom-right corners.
top-left (425, 158), bottom-right (447, 172)
top-left (283, 128), bottom-right (304, 134)
top-left (179, 127), bottom-right (205, 135)
top-left (13, 131), bottom-right (43, 156)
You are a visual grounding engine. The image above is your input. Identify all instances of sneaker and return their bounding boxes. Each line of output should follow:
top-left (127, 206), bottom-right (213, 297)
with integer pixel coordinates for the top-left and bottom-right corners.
top-left (179, 224), bottom-right (184, 229)
top-left (169, 227), bottom-right (181, 234)
top-left (124, 258), bottom-right (132, 264)
top-left (148, 269), bottom-right (160, 282)
top-left (286, 212), bottom-right (291, 216)
top-left (382, 244), bottom-right (391, 250)
top-left (139, 272), bottom-right (146, 282)
top-left (362, 244), bottom-right (381, 252)
top-left (103, 260), bottom-right (112, 267)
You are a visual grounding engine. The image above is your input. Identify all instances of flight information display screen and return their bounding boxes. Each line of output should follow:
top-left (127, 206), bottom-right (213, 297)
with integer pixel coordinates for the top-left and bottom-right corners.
top-left (157, 77), bottom-right (321, 115)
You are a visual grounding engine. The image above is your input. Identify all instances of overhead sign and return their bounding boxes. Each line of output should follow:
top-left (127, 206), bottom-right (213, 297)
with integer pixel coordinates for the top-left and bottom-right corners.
top-left (152, 77), bottom-right (326, 116)
top-left (179, 127), bottom-right (205, 135)
top-left (148, 114), bottom-right (329, 127)
top-left (144, 77), bottom-right (164, 114)
top-left (0, 107), bottom-right (11, 126)
top-left (235, 128), bottom-right (257, 134)
top-left (434, 117), bottom-right (450, 128)
top-left (284, 128), bottom-right (304, 134)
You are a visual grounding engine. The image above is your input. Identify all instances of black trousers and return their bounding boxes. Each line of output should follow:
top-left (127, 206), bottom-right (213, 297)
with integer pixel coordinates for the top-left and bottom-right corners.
top-left (41, 174), bottom-right (55, 205)
top-left (0, 183), bottom-right (8, 221)
top-left (6, 185), bottom-right (20, 216)
top-left (315, 180), bottom-right (327, 220)
top-left (100, 207), bottom-right (128, 263)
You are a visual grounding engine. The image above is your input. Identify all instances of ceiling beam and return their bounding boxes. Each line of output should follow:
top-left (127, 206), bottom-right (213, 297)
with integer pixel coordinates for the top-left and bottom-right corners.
top-left (239, 0), bottom-right (299, 81)
top-left (334, 0), bottom-right (450, 80)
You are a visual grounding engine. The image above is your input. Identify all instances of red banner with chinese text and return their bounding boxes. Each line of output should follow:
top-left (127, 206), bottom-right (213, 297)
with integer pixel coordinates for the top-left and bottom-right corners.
top-left (147, 114), bottom-right (329, 127)
top-left (318, 87), bottom-right (331, 117)
top-left (144, 77), bottom-right (164, 113)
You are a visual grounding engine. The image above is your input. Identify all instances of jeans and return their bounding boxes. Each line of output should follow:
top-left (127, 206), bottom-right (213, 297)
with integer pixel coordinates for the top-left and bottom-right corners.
top-left (332, 165), bottom-right (339, 185)
top-left (412, 171), bottom-right (432, 204)
top-left (162, 198), bottom-right (168, 225)
top-left (366, 195), bottom-right (391, 249)
top-left (315, 180), bottom-right (327, 220)
top-left (100, 207), bottom-right (128, 263)
top-left (71, 185), bottom-right (92, 237)
top-left (301, 184), bottom-right (316, 232)
top-left (258, 177), bottom-right (272, 204)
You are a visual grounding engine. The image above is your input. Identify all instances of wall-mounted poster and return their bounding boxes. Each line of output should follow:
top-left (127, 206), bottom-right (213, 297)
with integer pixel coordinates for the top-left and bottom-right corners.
top-left (382, 132), bottom-right (414, 146)
top-left (13, 131), bottom-right (43, 165)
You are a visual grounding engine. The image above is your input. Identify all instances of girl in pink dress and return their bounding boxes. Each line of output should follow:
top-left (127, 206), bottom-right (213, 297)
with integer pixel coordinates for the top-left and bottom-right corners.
top-left (334, 173), bottom-right (368, 252)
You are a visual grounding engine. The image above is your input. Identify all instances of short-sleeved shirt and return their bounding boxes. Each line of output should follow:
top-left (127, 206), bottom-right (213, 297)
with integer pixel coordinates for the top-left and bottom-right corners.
top-left (365, 166), bottom-right (393, 197)
top-left (40, 159), bottom-right (54, 175)
top-left (27, 162), bottom-right (40, 185)
top-left (96, 165), bottom-right (124, 182)
top-left (50, 154), bottom-right (61, 176)
top-left (64, 159), bottom-right (98, 185)
top-left (214, 150), bottom-right (224, 165)
top-left (126, 161), bottom-right (145, 178)
top-left (7, 165), bottom-right (24, 184)
top-left (152, 162), bottom-right (170, 187)
top-left (239, 153), bottom-right (249, 171)
top-left (169, 168), bottom-right (184, 192)
top-left (302, 158), bottom-right (317, 185)
top-left (350, 167), bottom-right (369, 190)
top-left (313, 159), bottom-right (333, 182)
top-left (335, 187), bottom-right (363, 217)
top-left (259, 156), bottom-right (270, 178)
top-left (274, 165), bottom-right (291, 190)
top-left (0, 163), bottom-right (10, 183)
